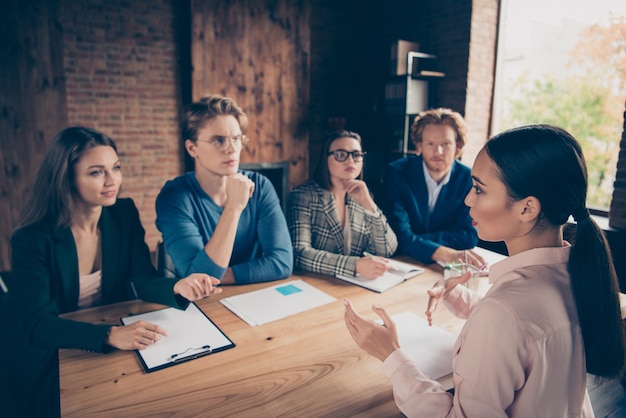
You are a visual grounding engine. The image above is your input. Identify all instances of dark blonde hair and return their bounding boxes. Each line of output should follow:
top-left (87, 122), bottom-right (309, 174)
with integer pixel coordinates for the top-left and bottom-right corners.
top-left (313, 130), bottom-right (363, 190)
top-left (180, 94), bottom-right (248, 143)
top-left (17, 126), bottom-right (118, 229)
top-left (410, 108), bottom-right (467, 157)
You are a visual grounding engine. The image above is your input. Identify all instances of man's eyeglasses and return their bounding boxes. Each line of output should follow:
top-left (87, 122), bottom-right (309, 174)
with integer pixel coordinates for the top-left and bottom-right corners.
top-left (327, 149), bottom-right (366, 162)
top-left (196, 135), bottom-right (249, 151)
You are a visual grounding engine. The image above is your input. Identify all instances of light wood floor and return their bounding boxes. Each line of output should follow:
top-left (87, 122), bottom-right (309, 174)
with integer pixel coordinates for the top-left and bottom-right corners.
top-left (588, 374), bottom-right (626, 417)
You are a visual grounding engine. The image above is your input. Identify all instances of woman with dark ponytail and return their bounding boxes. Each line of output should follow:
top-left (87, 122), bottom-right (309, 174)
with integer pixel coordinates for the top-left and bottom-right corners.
top-left (344, 124), bottom-right (625, 416)
top-left (484, 125), bottom-right (625, 379)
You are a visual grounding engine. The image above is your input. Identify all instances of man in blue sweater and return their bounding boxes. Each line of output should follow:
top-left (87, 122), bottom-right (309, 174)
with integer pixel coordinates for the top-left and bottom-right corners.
top-left (156, 94), bottom-right (293, 285)
top-left (382, 108), bottom-right (483, 266)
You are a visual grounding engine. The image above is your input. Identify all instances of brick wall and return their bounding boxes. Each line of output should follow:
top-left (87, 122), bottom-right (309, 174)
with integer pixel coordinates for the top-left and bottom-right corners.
top-left (55, 0), bottom-right (498, 253)
top-left (59, 0), bottom-right (185, 251)
top-left (464, 0), bottom-right (500, 165)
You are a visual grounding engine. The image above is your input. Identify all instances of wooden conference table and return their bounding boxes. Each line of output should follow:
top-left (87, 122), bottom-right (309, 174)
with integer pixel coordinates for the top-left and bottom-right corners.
top-left (59, 257), bottom-right (492, 417)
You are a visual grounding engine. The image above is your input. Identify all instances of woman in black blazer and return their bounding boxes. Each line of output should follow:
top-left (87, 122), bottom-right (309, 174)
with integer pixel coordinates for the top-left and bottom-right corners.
top-left (6, 127), bottom-right (221, 417)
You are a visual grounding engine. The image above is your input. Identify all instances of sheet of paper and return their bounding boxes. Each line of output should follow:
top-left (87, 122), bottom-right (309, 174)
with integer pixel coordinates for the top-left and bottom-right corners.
top-left (220, 279), bottom-right (336, 326)
top-left (121, 303), bottom-right (234, 372)
top-left (389, 311), bottom-right (457, 379)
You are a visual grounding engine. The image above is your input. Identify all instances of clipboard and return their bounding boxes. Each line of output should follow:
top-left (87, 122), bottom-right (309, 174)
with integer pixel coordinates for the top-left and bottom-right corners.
top-left (120, 302), bottom-right (235, 373)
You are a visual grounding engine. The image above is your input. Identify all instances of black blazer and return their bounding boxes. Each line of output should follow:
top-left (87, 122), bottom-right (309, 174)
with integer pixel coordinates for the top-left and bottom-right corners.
top-left (7, 198), bottom-right (188, 417)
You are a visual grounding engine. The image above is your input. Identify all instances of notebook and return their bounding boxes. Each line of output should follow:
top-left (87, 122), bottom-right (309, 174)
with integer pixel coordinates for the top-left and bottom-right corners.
top-left (336, 259), bottom-right (424, 293)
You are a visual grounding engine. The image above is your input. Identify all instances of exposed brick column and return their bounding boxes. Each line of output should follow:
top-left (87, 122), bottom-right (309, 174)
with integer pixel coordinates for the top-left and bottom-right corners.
top-left (462, 0), bottom-right (500, 166)
top-left (59, 0), bottom-right (185, 251)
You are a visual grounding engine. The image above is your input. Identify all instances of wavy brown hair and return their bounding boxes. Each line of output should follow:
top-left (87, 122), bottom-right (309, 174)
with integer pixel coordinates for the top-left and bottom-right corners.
top-left (410, 108), bottom-right (467, 158)
top-left (17, 126), bottom-right (118, 229)
top-left (180, 94), bottom-right (248, 143)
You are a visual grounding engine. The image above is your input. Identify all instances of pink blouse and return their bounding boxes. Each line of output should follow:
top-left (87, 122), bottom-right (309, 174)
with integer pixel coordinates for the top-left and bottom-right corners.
top-left (383, 246), bottom-right (594, 417)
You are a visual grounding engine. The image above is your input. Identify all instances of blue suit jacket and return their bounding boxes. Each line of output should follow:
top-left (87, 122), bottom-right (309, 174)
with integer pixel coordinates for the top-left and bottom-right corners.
top-left (382, 155), bottom-right (478, 263)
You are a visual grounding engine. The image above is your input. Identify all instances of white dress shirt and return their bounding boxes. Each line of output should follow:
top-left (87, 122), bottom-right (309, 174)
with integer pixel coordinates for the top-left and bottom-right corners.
top-left (423, 161), bottom-right (451, 214)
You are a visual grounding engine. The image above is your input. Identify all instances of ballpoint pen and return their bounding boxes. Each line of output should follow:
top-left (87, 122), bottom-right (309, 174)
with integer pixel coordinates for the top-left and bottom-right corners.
top-left (0, 274), bottom-right (8, 293)
top-left (363, 251), bottom-right (389, 263)
top-left (463, 250), bottom-right (468, 275)
top-left (363, 251), bottom-right (378, 260)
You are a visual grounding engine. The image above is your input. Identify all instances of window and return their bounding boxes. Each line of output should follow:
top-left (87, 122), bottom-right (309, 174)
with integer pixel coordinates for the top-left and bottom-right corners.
top-left (493, 0), bottom-right (626, 210)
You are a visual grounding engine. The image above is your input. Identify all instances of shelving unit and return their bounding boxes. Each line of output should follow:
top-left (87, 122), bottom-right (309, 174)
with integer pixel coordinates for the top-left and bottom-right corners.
top-left (365, 44), bottom-right (445, 202)
top-left (383, 51), bottom-right (444, 159)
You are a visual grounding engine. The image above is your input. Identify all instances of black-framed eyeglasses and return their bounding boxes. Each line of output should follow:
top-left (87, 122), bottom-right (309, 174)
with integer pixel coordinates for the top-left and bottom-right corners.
top-left (327, 149), bottom-right (366, 162)
top-left (196, 135), bottom-right (249, 151)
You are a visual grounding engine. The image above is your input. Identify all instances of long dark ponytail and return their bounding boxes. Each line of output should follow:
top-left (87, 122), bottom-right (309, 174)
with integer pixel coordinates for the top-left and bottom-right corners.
top-left (486, 124), bottom-right (625, 378)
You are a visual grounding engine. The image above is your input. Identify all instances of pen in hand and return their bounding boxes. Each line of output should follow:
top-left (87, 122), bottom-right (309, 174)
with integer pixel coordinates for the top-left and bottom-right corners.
top-left (364, 251), bottom-right (392, 266)
top-left (363, 251), bottom-right (381, 261)
top-left (363, 252), bottom-right (393, 272)
top-left (463, 250), bottom-right (468, 275)
top-left (0, 274), bottom-right (8, 293)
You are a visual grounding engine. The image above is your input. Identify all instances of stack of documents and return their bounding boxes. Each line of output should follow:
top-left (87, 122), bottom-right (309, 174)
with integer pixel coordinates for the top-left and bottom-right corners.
top-left (336, 259), bottom-right (424, 293)
top-left (220, 280), bottom-right (336, 326)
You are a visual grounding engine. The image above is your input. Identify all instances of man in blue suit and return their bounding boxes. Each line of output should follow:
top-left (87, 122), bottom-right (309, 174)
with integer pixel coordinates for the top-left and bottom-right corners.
top-left (382, 108), bottom-right (482, 266)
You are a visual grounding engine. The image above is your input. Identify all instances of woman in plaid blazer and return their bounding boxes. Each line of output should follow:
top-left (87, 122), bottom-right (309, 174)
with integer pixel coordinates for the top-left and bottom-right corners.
top-left (286, 130), bottom-right (397, 279)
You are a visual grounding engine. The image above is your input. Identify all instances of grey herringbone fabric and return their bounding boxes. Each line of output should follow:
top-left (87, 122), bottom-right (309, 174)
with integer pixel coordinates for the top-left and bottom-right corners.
top-left (287, 180), bottom-right (397, 277)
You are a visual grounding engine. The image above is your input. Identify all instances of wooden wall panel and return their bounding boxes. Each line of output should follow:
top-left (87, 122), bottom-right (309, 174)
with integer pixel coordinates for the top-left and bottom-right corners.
top-left (0, 0), bottom-right (67, 272)
top-left (191, 0), bottom-right (310, 189)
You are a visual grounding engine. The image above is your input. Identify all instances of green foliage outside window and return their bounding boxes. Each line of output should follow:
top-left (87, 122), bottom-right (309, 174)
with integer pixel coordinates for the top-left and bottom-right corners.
top-left (500, 16), bottom-right (626, 209)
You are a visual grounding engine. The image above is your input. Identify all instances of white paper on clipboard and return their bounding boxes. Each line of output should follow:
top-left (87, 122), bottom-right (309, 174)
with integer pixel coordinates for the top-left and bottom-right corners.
top-left (121, 303), bottom-right (234, 372)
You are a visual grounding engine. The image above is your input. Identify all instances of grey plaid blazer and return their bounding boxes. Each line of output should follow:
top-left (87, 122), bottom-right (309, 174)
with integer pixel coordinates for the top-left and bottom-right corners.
top-left (286, 181), bottom-right (398, 277)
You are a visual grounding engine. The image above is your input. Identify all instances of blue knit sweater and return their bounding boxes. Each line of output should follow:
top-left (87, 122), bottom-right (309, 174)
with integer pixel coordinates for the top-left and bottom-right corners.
top-left (156, 171), bottom-right (293, 284)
